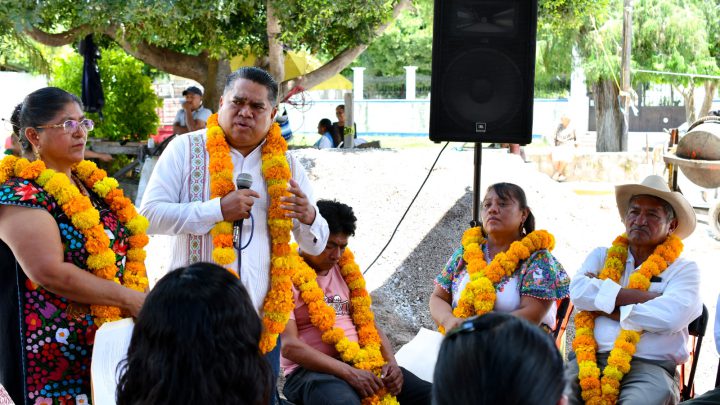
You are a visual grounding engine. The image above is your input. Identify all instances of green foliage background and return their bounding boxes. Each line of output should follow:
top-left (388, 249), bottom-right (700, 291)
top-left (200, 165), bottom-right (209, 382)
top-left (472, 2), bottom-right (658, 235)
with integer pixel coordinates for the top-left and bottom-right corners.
top-left (50, 47), bottom-right (161, 142)
top-left (347, 0), bottom-right (433, 77)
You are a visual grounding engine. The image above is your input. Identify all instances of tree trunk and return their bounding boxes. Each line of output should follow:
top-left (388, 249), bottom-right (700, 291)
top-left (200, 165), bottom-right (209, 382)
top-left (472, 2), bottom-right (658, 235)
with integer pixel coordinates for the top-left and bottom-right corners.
top-left (594, 78), bottom-right (626, 152)
top-left (266, 0), bottom-right (285, 95)
top-left (620, 0), bottom-right (633, 150)
top-left (698, 81), bottom-right (718, 119)
top-left (674, 82), bottom-right (696, 124)
top-left (202, 59), bottom-right (232, 112)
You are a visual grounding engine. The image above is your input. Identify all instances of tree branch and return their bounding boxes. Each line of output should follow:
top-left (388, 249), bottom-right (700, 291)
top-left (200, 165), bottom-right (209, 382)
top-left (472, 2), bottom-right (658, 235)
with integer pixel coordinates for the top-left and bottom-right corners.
top-left (280, 0), bottom-right (413, 97)
top-left (104, 25), bottom-right (208, 83)
top-left (26, 25), bottom-right (92, 46)
top-left (266, 0), bottom-right (285, 89)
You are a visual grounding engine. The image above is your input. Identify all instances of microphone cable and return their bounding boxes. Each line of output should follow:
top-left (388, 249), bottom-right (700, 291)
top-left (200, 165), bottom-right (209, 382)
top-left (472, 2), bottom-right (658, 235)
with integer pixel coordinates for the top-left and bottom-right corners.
top-left (235, 213), bottom-right (256, 275)
top-left (363, 142), bottom-right (449, 275)
top-left (238, 213), bottom-right (255, 250)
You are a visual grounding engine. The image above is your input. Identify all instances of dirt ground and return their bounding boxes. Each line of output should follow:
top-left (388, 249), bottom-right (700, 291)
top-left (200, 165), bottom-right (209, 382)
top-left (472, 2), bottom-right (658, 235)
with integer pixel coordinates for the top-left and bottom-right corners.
top-left (145, 145), bottom-right (720, 395)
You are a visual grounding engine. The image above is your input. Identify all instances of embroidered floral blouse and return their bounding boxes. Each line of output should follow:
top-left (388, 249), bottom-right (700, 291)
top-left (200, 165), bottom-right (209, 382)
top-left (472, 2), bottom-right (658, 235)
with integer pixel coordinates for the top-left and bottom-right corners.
top-left (0, 177), bottom-right (129, 405)
top-left (435, 245), bottom-right (570, 326)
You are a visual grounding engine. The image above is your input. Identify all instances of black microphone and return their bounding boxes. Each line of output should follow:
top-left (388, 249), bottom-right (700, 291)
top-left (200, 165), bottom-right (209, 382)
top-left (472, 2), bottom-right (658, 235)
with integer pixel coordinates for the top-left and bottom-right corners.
top-left (233, 173), bottom-right (253, 246)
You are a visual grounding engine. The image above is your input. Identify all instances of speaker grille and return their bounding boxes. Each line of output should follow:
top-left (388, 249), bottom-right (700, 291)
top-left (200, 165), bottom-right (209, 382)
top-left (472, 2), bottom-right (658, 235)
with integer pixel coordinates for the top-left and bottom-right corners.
top-left (430, 0), bottom-right (537, 144)
top-left (441, 48), bottom-right (523, 130)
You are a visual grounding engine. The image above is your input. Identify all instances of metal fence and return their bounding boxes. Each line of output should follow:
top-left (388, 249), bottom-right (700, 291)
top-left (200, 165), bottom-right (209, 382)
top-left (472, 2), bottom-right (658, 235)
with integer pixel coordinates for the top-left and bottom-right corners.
top-left (362, 74), bottom-right (431, 99)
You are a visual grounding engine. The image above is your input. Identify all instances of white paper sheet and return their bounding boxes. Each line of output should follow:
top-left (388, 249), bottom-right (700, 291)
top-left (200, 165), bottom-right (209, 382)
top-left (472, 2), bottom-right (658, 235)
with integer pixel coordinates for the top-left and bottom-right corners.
top-left (90, 318), bottom-right (134, 405)
top-left (394, 327), bottom-right (444, 383)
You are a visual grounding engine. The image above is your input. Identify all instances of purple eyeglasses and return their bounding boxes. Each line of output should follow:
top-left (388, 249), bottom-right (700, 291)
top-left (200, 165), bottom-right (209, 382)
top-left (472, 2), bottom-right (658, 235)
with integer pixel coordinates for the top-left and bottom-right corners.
top-left (36, 119), bottom-right (94, 134)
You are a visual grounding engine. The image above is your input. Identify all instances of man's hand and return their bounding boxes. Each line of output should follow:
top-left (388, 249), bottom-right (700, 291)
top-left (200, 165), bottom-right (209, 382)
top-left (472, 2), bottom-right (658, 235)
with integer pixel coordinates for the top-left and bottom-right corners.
top-left (344, 367), bottom-right (383, 398)
top-left (381, 362), bottom-right (403, 396)
top-left (220, 189), bottom-right (260, 222)
top-left (281, 179), bottom-right (316, 225)
top-left (182, 101), bottom-right (192, 112)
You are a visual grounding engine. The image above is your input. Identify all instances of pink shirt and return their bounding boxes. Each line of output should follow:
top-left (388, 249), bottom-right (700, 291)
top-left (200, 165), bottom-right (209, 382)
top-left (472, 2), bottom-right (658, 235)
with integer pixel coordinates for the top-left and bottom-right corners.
top-left (281, 264), bottom-right (359, 376)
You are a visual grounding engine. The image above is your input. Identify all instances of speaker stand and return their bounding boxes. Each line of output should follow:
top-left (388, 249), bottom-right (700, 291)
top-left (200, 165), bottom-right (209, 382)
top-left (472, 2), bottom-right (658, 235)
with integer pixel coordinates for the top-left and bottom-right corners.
top-left (470, 143), bottom-right (482, 228)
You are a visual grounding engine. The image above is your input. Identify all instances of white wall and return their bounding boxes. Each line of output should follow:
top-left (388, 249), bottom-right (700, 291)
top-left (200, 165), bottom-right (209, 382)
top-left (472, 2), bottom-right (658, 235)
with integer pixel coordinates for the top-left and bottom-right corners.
top-left (0, 72), bottom-right (48, 141)
top-left (283, 97), bottom-right (571, 141)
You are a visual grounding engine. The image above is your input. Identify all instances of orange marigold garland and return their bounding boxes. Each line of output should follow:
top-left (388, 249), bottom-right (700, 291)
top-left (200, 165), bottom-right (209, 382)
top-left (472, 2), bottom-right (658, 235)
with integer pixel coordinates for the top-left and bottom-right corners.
top-left (572, 233), bottom-right (682, 404)
top-left (438, 226), bottom-right (555, 334)
top-left (291, 247), bottom-right (397, 405)
top-left (205, 113), bottom-right (297, 354)
top-left (0, 155), bottom-right (149, 327)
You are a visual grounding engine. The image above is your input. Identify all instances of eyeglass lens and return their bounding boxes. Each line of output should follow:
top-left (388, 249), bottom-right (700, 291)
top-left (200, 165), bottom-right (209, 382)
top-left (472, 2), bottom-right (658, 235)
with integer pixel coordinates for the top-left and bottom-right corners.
top-left (64, 119), bottom-right (94, 132)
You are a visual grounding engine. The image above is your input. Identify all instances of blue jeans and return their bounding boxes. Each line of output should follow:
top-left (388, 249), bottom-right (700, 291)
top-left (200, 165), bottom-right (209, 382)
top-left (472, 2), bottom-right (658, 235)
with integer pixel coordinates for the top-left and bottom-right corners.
top-left (264, 336), bottom-right (281, 405)
top-left (283, 366), bottom-right (432, 405)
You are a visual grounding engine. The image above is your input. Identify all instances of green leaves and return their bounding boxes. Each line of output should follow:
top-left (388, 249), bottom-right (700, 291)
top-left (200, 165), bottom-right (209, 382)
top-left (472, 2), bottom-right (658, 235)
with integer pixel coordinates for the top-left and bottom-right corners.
top-left (50, 46), bottom-right (161, 142)
top-left (4, 0), bottom-right (398, 60)
top-left (346, 0), bottom-right (432, 77)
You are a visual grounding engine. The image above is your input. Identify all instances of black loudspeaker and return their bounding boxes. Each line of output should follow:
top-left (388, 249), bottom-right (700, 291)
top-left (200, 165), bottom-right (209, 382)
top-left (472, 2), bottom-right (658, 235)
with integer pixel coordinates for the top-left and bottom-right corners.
top-left (430, 0), bottom-right (538, 144)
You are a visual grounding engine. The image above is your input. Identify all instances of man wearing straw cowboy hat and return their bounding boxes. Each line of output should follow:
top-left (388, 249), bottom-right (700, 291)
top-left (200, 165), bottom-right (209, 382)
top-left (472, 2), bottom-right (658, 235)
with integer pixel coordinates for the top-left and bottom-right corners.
top-left (566, 175), bottom-right (703, 404)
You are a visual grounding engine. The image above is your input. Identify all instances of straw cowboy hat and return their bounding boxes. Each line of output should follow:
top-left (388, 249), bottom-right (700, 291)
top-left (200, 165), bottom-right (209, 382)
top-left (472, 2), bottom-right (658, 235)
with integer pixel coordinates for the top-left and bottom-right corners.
top-left (615, 175), bottom-right (696, 239)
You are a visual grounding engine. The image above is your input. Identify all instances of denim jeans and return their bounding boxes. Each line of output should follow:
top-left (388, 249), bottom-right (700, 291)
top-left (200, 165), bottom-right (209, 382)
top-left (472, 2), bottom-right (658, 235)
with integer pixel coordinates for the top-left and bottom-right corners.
top-left (283, 366), bottom-right (432, 405)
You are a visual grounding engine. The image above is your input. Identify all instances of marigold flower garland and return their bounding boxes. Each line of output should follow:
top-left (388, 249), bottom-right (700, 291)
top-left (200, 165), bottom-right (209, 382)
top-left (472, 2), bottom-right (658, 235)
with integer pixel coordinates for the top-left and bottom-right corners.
top-left (205, 113), bottom-right (296, 354)
top-left (572, 233), bottom-right (682, 404)
top-left (291, 246), bottom-right (397, 405)
top-left (438, 226), bottom-right (555, 334)
top-left (0, 155), bottom-right (149, 326)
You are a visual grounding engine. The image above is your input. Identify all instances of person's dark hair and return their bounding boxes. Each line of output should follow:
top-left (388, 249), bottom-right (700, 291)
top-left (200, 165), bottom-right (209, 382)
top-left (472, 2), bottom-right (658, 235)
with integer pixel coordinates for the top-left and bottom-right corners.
top-left (433, 312), bottom-right (565, 405)
top-left (10, 103), bottom-right (21, 137)
top-left (224, 67), bottom-right (279, 107)
top-left (17, 87), bottom-right (82, 153)
top-left (9, 102), bottom-right (26, 151)
top-left (317, 199), bottom-right (357, 236)
top-left (116, 262), bottom-right (271, 405)
top-left (336, 104), bottom-right (345, 111)
top-left (318, 118), bottom-right (332, 132)
top-left (485, 182), bottom-right (535, 234)
top-left (629, 194), bottom-right (675, 222)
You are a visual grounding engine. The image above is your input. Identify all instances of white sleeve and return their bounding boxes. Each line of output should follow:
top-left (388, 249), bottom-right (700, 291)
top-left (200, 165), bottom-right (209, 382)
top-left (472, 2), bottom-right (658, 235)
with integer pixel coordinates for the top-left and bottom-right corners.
top-left (288, 153), bottom-right (328, 255)
top-left (619, 260), bottom-right (702, 333)
top-left (139, 135), bottom-right (224, 236)
top-left (569, 247), bottom-right (621, 314)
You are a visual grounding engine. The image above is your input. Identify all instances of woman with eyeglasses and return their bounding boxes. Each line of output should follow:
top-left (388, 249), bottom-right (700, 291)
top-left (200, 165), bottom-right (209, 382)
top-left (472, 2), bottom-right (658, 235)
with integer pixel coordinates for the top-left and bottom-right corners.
top-left (430, 182), bottom-right (570, 334)
top-left (0, 87), bottom-right (147, 405)
top-left (4, 102), bottom-right (112, 162)
top-left (433, 312), bottom-right (567, 405)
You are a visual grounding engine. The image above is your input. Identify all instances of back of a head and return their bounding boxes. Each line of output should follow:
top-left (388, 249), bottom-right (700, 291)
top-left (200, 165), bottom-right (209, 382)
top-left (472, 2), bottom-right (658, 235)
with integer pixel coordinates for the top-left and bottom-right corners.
top-left (10, 103), bottom-right (22, 137)
top-left (319, 118), bottom-right (332, 131)
top-left (433, 313), bottom-right (565, 405)
top-left (116, 262), bottom-right (271, 405)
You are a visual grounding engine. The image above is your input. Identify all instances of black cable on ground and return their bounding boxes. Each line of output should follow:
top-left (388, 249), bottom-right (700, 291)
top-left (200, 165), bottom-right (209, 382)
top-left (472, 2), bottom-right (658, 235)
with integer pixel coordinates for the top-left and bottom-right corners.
top-left (363, 141), bottom-right (450, 275)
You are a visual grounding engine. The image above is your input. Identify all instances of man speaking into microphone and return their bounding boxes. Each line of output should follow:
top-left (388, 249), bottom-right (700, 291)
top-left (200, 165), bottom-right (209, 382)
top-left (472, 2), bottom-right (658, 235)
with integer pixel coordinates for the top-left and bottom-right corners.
top-left (139, 67), bottom-right (329, 384)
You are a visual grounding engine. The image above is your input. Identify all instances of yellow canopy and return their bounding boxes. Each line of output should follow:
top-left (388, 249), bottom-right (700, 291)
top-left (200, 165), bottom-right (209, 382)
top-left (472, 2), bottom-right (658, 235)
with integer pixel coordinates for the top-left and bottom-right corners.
top-left (229, 51), bottom-right (352, 90)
